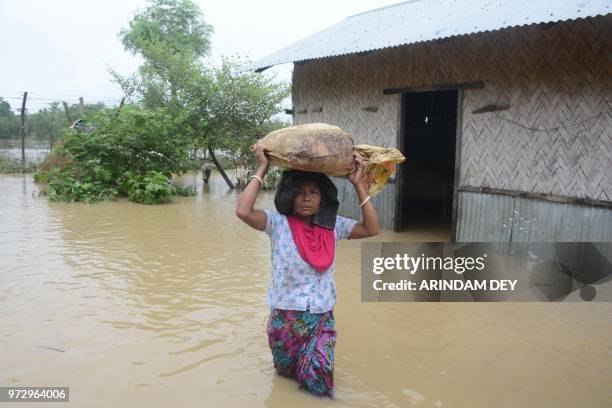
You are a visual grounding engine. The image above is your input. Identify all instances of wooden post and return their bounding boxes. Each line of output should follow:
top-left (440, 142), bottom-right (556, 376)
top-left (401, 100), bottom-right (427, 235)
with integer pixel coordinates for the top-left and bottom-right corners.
top-left (62, 101), bottom-right (72, 124)
top-left (79, 97), bottom-right (85, 116)
top-left (20, 92), bottom-right (28, 172)
top-left (112, 97), bottom-right (125, 119)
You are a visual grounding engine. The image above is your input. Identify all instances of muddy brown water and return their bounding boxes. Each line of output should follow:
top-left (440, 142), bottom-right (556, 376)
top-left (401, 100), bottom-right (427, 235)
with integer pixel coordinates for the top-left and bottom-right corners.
top-left (1, 172), bottom-right (610, 407)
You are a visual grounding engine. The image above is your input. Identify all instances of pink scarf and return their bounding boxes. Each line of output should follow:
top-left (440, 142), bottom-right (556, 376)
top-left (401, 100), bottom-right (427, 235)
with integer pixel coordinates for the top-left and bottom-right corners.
top-left (287, 215), bottom-right (335, 272)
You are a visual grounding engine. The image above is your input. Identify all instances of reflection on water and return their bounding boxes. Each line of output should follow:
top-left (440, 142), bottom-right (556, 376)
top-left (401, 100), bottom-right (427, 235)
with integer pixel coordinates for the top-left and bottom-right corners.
top-left (1, 172), bottom-right (610, 407)
top-left (0, 142), bottom-right (51, 163)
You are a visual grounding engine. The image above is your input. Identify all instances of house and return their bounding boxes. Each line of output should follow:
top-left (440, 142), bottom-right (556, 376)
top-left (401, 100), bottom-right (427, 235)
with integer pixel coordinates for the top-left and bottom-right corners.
top-left (251, 0), bottom-right (611, 242)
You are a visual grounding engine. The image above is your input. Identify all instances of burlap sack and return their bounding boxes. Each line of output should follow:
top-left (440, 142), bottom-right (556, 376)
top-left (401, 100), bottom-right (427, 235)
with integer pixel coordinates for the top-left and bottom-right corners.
top-left (258, 123), bottom-right (405, 196)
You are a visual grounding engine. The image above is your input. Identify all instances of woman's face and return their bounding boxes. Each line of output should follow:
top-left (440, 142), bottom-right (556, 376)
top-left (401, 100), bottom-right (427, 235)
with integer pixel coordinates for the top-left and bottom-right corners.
top-left (292, 180), bottom-right (322, 218)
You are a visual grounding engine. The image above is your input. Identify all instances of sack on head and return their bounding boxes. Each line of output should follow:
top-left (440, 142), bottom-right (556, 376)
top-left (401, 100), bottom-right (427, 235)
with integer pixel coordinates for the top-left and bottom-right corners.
top-left (258, 123), bottom-right (405, 196)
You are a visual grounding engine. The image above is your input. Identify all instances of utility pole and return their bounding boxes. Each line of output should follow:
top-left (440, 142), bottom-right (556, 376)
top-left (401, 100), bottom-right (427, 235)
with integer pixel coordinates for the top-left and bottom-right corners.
top-left (20, 92), bottom-right (28, 172)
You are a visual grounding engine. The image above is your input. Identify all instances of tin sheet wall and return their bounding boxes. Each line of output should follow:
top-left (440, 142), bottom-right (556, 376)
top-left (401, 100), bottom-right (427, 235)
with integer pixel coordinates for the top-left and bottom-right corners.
top-left (456, 191), bottom-right (612, 242)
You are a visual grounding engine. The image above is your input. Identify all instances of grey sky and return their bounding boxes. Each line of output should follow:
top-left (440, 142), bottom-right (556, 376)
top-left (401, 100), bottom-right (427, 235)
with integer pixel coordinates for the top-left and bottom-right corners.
top-left (0, 0), bottom-right (401, 113)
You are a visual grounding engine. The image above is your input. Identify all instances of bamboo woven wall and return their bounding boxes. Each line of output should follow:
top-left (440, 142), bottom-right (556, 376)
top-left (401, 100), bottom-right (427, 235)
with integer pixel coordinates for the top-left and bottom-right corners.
top-left (292, 15), bottom-right (611, 210)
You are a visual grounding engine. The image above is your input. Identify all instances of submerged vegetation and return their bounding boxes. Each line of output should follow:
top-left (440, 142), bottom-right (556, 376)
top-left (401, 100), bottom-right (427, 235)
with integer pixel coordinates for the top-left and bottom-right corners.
top-left (35, 106), bottom-right (193, 204)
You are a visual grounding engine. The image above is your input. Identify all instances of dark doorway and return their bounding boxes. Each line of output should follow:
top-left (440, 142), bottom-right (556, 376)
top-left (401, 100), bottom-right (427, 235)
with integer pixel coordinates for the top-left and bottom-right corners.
top-left (398, 90), bottom-right (458, 231)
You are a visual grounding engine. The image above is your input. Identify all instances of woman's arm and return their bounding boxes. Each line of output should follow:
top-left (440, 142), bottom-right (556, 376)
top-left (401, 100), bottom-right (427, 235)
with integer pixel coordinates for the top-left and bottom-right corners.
top-left (235, 142), bottom-right (269, 231)
top-left (346, 154), bottom-right (380, 239)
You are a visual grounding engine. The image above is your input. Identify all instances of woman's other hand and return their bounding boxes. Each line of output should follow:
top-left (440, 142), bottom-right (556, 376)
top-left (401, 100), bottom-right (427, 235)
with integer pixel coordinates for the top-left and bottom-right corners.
top-left (346, 152), bottom-right (379, 238)
top-left (347, 153), bottom-right (368, 190)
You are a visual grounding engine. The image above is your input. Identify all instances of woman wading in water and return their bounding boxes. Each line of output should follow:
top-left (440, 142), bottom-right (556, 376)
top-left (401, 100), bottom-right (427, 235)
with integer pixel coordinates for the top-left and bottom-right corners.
top-left (235, 142), bottom-right (379, 398)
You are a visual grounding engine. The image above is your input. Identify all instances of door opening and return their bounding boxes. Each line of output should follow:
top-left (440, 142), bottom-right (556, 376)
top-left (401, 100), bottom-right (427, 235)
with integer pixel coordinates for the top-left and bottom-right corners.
top-left (398, 90), bottom-right (458, 232)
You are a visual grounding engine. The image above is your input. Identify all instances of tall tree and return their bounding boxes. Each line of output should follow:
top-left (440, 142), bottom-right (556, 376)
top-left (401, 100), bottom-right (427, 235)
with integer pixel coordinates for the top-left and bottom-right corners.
top-left (111, 0), bottom-right (289, 188)
top-left (111, 0), bottom-right (213, 111)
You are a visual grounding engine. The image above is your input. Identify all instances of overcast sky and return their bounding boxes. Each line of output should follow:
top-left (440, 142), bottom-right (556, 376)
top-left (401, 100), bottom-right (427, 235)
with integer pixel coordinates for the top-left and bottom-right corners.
top-left (0, 0), bottom-right (402, 113)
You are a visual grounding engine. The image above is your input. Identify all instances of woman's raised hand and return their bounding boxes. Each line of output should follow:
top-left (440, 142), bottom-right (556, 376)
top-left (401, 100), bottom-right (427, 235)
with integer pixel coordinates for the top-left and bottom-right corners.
top-left (251, 141), bottom-right (269, 170)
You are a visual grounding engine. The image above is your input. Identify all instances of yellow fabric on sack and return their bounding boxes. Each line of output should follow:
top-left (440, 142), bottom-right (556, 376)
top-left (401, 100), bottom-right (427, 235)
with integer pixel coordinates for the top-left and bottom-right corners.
top-left (353, 145), bottom-right (406, 196)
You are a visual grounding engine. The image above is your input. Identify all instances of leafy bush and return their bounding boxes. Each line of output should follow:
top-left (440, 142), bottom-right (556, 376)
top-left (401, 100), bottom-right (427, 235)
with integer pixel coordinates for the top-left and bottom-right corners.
top-left (125, 171), bottom-right (176, 204)
top-left (35, 106), bottom-right (193, 204)
top-left (174, 184), bottom-right (197, 196)
top-left (60, 106), bottom-right (192, 178)
top-left (43, 158), bottom-right (117, 203)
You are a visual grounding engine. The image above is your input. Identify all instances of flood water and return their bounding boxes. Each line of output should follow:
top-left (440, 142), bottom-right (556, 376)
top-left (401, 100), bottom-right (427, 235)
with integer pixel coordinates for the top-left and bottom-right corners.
top-left (0, 140), bottom-right (51, 163)
top-left (1, 172), bottom-right (610, 407)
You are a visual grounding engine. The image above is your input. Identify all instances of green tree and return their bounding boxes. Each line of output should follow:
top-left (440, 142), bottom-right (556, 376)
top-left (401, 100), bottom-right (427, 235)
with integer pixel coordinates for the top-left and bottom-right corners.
top-left (185, 56), bottom-right (289, 186)
top-left (0, 98), bottom-right (19, 139)
top-left (111, 0), bottom-right (290, 189)
top-left (111, 0), bottom-right (213, 111)
top-left (0, 98), bottom-right (13, 118)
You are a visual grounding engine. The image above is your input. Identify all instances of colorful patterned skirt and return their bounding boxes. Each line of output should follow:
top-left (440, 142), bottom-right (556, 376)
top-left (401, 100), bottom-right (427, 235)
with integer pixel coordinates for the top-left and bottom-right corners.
top-left (266, 308), bottom-right (337, 398)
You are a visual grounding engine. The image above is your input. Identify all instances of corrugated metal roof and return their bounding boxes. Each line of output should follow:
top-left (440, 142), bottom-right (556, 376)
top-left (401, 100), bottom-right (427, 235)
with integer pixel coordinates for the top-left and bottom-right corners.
top-left (250, 0), bottom-right (611, 71)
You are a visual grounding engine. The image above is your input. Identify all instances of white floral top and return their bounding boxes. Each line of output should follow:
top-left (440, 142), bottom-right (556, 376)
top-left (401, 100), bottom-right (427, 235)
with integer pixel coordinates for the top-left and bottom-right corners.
top-left (263, 208), bottom-right (358, 313)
